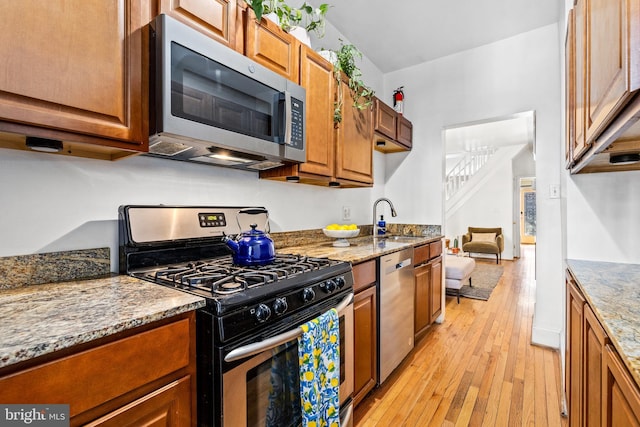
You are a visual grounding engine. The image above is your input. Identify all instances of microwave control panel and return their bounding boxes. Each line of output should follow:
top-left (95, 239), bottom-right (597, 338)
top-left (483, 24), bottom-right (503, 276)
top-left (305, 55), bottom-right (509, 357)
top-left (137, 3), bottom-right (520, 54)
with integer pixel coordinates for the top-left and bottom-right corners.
top-left (290, 97), bottom-right (304, 150)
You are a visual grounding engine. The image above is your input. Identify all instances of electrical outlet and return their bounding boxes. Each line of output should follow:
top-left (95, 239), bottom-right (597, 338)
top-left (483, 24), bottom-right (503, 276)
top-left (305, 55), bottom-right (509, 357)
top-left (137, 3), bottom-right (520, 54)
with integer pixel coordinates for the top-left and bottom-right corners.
top-left (342, 206), bottom-right (351, 222)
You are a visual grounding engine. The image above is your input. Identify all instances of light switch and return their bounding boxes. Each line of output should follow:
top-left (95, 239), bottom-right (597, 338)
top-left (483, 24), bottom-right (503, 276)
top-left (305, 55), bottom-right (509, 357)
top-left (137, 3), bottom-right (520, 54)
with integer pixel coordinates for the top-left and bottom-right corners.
top-left (550, 184), bottom-right (560, 199)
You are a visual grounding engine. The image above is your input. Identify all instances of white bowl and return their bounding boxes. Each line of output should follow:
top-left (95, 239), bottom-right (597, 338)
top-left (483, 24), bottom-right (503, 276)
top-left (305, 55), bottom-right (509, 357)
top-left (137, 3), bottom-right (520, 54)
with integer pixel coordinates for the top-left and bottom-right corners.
top-left (323, 228), bottom-right (360, 246)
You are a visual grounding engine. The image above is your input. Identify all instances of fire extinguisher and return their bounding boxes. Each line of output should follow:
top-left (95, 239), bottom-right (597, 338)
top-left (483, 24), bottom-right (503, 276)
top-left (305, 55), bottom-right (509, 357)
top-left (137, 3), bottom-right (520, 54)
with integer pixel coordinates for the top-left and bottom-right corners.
top-left (393, 86), bottom-right (404, 114)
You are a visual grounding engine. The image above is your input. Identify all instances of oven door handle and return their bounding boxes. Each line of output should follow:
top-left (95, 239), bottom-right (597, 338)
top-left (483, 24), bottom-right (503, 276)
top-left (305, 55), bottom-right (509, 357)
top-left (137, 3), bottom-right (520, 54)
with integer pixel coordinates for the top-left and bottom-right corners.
top-left (224, 292), bottom-right (353, 363)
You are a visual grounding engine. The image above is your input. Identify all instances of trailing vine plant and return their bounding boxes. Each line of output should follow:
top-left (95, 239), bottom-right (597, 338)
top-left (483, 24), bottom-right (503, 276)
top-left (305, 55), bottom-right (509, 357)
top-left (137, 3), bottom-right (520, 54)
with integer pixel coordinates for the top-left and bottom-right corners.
top-left (331, 40), bottom-right (375, 125)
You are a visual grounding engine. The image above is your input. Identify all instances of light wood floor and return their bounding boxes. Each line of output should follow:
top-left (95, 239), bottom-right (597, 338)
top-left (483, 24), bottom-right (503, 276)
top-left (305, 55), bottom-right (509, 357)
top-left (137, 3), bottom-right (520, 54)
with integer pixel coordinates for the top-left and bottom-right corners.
top-left (354, 245), bottom-right (567, 426)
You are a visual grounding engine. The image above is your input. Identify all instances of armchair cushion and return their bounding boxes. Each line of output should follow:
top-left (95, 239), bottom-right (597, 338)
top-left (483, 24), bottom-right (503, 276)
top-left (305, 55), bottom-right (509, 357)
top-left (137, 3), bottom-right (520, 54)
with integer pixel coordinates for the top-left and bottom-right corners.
top-left (471, 232), bottom-right (496, 243)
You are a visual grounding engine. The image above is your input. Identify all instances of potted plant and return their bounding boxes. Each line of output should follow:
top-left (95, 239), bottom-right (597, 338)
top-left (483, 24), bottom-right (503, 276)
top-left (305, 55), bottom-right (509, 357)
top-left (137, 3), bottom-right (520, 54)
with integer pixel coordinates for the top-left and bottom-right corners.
top-left (329, 40), bottom-right (375, 124)
top-left (245, 1), bottom-right (330, 43)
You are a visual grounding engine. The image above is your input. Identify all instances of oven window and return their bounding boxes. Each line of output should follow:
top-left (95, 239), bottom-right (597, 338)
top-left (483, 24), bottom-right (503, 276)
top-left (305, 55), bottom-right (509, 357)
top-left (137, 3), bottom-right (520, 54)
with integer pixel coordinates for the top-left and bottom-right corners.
top-left (246, 341), bottom-right (301, 427)
top-left (170, 42), bottom-right (280, 142)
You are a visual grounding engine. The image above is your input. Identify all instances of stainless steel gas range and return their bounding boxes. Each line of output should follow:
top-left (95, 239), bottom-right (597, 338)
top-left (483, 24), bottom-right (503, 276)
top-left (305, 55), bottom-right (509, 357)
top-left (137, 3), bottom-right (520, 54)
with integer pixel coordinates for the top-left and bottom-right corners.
top-left (118, 205), bottom-right (354, 427)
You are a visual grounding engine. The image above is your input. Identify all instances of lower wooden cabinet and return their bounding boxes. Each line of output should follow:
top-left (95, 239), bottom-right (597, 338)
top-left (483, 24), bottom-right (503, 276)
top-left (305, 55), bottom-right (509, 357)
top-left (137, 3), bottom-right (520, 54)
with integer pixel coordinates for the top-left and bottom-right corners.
top-left (352, 259), bottom-right (377, 407)
top-left (566, 269), bottom-right (640, 427)
top-left (0, 312), bottom-right (196, 426)
top-left (603, 344), bottom-right (640, 426)
top-left (414, 241), bottom-right (443, 341)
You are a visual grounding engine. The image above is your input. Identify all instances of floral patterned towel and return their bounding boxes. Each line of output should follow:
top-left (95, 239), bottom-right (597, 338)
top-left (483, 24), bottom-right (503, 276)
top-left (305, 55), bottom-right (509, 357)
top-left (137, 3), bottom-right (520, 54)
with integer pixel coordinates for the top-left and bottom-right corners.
top-left (298, 308), bottom-right (340, 427)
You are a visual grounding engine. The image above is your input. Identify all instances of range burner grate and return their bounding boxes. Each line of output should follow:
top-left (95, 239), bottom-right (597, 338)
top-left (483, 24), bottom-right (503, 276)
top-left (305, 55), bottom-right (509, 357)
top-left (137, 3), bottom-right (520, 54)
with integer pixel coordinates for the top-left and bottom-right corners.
top-left (148, 255), bottom-right (337, 296)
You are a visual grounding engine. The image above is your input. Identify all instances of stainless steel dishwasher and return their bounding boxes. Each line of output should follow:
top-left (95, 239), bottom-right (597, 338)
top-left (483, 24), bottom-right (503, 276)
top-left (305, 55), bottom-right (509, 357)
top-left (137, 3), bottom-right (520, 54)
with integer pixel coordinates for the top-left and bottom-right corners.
top-left (378, 247), bottom-right (414, 384)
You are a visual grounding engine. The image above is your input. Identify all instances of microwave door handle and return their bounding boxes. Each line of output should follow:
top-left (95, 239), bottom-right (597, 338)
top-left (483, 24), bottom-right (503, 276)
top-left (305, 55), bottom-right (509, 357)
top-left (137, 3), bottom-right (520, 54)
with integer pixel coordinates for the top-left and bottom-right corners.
top-left (224, 292), bottom-right (353, 363)
top-left (283, 91), bottom-right (292, 145)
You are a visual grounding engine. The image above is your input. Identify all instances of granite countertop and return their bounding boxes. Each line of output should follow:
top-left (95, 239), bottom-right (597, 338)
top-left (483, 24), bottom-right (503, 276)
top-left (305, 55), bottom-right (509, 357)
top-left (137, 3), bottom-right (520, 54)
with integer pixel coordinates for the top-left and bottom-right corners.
top-left (566, 259), bottom-right (640, 388)
top-left (280, 234), bottom-right (442, 264)
top-left (0, 275), bottom-right (205, 370)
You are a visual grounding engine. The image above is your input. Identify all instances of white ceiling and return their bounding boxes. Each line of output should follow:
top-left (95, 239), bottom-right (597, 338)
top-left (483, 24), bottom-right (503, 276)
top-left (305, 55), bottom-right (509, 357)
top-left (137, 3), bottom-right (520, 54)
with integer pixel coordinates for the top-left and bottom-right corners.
top-left (444, 111), bottom-right (536, 155)
top-left (306, 0), bottom-right (562, 73)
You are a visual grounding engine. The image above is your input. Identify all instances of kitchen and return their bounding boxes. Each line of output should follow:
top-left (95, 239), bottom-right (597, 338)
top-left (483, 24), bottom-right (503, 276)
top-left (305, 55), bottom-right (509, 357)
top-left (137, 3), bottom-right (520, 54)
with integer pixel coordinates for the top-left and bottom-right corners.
top-left (1, 0), bottom-right (640, 426)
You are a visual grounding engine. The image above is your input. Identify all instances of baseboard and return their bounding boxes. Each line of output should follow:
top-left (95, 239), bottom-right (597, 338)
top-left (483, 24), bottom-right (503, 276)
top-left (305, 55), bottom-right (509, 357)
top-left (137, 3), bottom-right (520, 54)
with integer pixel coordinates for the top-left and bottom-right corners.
top-left (531, 325), bottom-right (561, 349)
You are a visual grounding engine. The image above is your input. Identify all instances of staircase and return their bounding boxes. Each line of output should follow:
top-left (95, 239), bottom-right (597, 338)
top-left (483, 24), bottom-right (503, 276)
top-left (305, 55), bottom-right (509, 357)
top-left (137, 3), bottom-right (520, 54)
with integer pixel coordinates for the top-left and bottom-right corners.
top-left (445, 146), bottom-right (497, 200)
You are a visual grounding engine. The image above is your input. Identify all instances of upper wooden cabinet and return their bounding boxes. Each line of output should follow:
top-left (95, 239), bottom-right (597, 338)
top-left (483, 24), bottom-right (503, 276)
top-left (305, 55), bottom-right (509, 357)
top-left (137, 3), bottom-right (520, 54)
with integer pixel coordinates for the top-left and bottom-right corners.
top-left (155, 0), bottom-right (240, 51)
top-left (334, 75), bottom-right (374, 186)
top-left (566, 0), bottom-right (640, 173)
top-left (259, 44), bottom-right (374, 186)
top-left (373, 97), bottom-right (412, 153)
top-left (243, 8), bottom-right (300, 81)
top-left (0, 0), bottom-right (149, 160)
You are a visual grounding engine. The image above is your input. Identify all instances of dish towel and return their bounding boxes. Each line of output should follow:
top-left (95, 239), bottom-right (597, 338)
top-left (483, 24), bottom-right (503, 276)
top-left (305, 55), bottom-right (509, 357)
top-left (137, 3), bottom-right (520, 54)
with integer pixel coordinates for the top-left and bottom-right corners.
top-left (298, 307), bottom-right (341, 427)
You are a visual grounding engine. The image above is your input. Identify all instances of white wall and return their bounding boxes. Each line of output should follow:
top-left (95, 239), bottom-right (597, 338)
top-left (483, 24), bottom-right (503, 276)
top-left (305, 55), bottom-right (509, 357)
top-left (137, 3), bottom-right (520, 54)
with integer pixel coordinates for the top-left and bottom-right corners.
top-left (0, 149), bottom-right (386, 271)
top-left (382, 24), bottom-right (564, 348)
top-left (566, 171), bottom-right (640, 262)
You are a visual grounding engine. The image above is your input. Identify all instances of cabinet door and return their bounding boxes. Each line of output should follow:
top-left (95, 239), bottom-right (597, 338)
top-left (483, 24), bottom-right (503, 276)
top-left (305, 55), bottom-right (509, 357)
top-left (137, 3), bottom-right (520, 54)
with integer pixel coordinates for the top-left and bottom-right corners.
top-left (373, 98), bottom-right (397, 140)
top-left (584, 303), bottom-right (608, 427)
top-left (566, 8), bottom-right (576, 167)
top-left (396, 115), bottom-right (413, 149)
top-left (244, 11), bottom-right (299, 81)
top-left (429, 256), bottom-right (442, 323)
top-left (157, 0), bottom-right (238, 50)
top-left (574, 0), bottom-right (589, 159)
top-left (299, 45), bottom-right (335, 177)
top-left (567, 278), bottom-right (585, 427)
top-left (353, 285), bottom-right (377, 407)
top-left (586, 0), bottom-right (640, 141)
top-left (414, 262), bottom-right (431, 339)
top-left (603, 344), bottom-right (640, 427)
top-left (85, 376), bottom-right (192, 426)
top-left (335, 80), bottom-right (373, 185)
top-left (0, 0), bottom-right (147, 150)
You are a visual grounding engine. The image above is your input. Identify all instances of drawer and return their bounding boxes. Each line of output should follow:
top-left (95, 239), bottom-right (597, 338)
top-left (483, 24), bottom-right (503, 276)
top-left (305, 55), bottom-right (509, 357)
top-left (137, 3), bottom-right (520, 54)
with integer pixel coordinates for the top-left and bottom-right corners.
top-left (0, 317), bottom-right (192, 418)
top-left (353, 259), bottom-right (376, 293)
top-left (429, 240), bottom-right (443, 258)
top-left (414, 244), bottom-right (430, 265)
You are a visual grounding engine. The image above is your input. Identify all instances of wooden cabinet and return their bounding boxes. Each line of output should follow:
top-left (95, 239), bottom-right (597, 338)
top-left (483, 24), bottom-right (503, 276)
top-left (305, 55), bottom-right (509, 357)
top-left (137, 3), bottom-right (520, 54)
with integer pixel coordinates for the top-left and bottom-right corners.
top-left (603, 344), bottom-right (640, 426)
top-left (243, 8), bottom-right (300, 81)
top-left (373, 97), bottom-right (412, 153)
top-left (584, 303), bottom-right (607, 427)
top-left (414, 241), bottom-right (443, 341)
top-left (0, 0), bottom-right (149, 160)
top-left (565, 8), bottom-right (576, 167)
top-left (352, 260), bottom-right (377, 407)
top-left (261, 59), bottom-right (374, 187)
top-left (334, 76), bottom-right (374, 185)
top-left (0, 313), bottom-right (196, 426)
top-left (260, 45), bottom-right (336, 185)
top-left (566, 0), bottom-right (640, 173)
top-left (566, 274), bottom-right (585, 427)
top-left (566, 269), bottom-right (640, 426)
top-left (156, 0), bottom-right (240, 51)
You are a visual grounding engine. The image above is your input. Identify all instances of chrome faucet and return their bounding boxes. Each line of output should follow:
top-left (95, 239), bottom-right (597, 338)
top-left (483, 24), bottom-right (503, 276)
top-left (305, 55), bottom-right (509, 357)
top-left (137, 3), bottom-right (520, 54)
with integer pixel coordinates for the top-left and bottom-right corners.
top-left (372, 198), bottom-right (398, 236)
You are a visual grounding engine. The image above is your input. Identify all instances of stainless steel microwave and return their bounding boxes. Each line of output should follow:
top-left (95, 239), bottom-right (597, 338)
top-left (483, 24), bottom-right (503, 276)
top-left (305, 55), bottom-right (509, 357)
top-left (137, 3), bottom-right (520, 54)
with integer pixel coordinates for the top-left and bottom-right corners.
top-left (148, 14), bottom-right (306, 170)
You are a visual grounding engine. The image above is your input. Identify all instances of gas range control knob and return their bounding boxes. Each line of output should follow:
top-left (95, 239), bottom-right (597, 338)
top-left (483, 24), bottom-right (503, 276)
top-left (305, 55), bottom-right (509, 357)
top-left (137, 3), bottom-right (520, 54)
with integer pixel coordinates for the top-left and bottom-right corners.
top-left (321, 279), bottom-right (337, 293)
top-left (335, 276), bottom-right (346, 289)
top-left (255, 303), bottom-right (272, 323)
top-left (302, 287), bottom-right (316, 303)
top-left (273, 297), bottom-right (288, 315)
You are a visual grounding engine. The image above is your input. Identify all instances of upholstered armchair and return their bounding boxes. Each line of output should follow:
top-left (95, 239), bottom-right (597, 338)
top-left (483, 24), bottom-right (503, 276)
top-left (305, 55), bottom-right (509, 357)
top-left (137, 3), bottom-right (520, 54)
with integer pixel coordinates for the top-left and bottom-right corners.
top-left (461, 227), bottom-right (504, 264)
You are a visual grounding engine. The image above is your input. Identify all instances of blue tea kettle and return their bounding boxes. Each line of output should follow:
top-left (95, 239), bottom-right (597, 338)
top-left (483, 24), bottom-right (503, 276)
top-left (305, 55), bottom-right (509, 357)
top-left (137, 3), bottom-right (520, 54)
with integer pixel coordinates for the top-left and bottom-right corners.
top-left (222, 208), bottom-right (275, 266)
